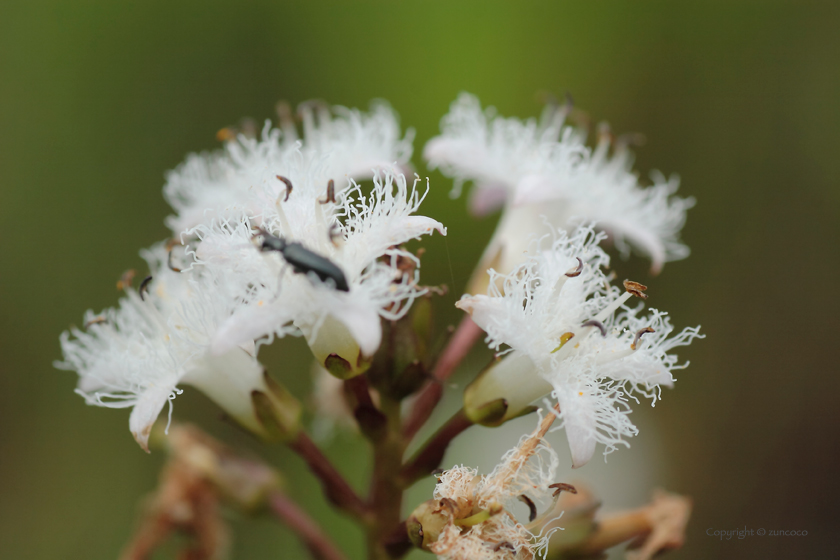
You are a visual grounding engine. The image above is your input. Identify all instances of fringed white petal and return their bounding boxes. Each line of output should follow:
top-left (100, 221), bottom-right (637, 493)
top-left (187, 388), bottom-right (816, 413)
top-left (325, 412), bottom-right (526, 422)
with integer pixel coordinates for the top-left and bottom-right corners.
top-left (129, 384), bottom-right (175, 452)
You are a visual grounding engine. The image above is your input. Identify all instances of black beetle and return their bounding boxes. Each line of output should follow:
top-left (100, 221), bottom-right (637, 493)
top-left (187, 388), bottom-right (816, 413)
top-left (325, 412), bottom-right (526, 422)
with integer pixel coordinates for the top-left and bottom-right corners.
top-left (254, 229), bottom-right (349, 292)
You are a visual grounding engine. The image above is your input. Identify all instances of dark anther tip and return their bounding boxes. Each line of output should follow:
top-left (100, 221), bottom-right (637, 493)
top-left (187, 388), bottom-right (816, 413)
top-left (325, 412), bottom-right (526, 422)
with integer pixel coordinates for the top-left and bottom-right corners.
top-left (582, 319), bottom-right (607, 337)
top-left (518, 494), bottom-right (537, 522)
top-left (631, 327), bottom-right (655, 351)
top-left (139, 275), bottom-right (153, 301)
top-left (549, 482), bottom-right (578, 497)
top-left (565, 257), bottom-right (583, 277)
top-left (276, 175), bottom-right (293, 202)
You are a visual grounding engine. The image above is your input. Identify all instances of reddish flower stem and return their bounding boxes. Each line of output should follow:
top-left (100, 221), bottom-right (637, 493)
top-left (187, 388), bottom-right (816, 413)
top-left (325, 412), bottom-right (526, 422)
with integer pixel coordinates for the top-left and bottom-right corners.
top-left (287, 432), bottom-right (368, 519)
top-left (399, 408), bottom-right (473, 486)
top-left (402, 316), bottom-right (483, 441)
top-left (269, 491), bottom-right (349, 560)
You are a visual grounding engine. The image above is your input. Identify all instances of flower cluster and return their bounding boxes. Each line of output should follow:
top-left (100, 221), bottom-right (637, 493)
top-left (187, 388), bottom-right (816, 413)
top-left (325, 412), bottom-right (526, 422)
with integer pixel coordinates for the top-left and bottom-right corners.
top-left (57, 93), bottom-right (700, 560)
top-left (57, 102), bottom-right (444, 449)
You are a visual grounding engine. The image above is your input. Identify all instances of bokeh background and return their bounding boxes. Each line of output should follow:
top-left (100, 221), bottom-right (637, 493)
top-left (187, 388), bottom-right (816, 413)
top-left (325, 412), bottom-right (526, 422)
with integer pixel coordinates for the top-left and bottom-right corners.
top-left (2, 1), bottom-right (839, 558)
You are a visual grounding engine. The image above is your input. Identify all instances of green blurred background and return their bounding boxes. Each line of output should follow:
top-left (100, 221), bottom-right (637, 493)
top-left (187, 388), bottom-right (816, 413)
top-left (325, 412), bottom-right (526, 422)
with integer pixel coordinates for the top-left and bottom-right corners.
top-left (2, 1), bottom-right (839, 558)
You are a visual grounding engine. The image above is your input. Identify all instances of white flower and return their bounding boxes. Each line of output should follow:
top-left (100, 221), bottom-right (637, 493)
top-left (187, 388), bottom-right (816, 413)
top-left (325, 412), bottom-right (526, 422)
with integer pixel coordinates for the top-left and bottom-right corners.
top-left (457, 227), bottom-right (701, 468)
top-left (425, 93), bottom-right (693, 285)
top-left (164, 100), bottom-right (414, 234)
top-left (188, 168), bottom-right (445, 377)
top-left (56, 248), bottom-right (298, 451)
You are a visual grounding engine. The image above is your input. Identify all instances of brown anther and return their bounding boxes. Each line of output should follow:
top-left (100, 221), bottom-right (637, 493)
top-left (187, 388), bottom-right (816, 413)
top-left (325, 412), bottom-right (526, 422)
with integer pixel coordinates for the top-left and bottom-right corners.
top-left (597, 121), bottom-right (614, 142)
top-left (493, 541), bottom-right (516, 552)
top-left (582, 319), bottom-right (607, 337)
top-left (84, 316), bottom-right (107, 328)
top-left (549, 482), bottom-right (578, 497)
top-left (276, 175), bottom-right (293, 202)
top-left (328, 222), bottom-right (342, 246)
top-left (536, 90), bottom-right (559, 107)
top-left (394, 252), bottom-right (417, 276)
top-left (215, 127), bottom-right (237, 142)
top-left (631, 327), bottom-right (655, 351)
top-left (166, 239), bottom-right (183, 273)
top-left (275, 100), bottom-right (293, 124)
top-left (565, 257), bottom-right (583, 277)
top-left (518, 494), bottom-right (538, 522)
top-left (238, 118), bottom-right (258, 139)
top-left (616, 132), bottom-right (647, 149)
top-left (139, 275), bottom-right (153, 301)
top-left (564, 91), bottom-right (575, 110)
top-left (319, 179), bottom-right (336, 204)
top-left (297, 99), bottom-right (329, 116)
top-left (416, 247), bottom-right (426, 257)
top-left (116, 269), bottom-right (136, 291)
top-left (623, 279), bottom-right (649, 299)
top-left (437, 498), bottom-right (457, 513)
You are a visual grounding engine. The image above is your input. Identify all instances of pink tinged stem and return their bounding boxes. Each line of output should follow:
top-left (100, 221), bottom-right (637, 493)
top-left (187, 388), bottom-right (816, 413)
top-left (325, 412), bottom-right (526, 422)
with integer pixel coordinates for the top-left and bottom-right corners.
top-left (269, 491), bottom-right (349, 560)
top-left (399, 409), bottom-right (474, 486)
top-left (287, 432), bottom-right (368, 518)
top-left (402, 316), bottom-right (483, 441)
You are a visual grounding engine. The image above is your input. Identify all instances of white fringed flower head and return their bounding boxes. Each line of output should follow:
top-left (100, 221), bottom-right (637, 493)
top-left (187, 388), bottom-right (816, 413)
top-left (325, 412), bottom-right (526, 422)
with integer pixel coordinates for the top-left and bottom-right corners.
top-left (425, 93), bottom-right (693, 287)
top-left (164, 100), bottom-right (414, 234)
top-left (188, 168), bottom-right (445, 377)
top-left (410, 410), bottom-right (572, 560)
top-left (458, 226), bottom-right (702, 468)
top-left (55, 247), bottom-right (287, 451)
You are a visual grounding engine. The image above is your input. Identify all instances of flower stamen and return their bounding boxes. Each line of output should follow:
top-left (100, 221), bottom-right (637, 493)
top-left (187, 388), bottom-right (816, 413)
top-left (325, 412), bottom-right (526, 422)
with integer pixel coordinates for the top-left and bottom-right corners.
top-left (116, 269), bottom-right (136, 291)
top-left (623, 279), bottom-right (649, 300)
top-left (166, 239), bottom-right (183, 273)
top-left (564, 257), bottom-right (583, 277)
top-left (518, 494), bottom-right (538, 522)
top-left (582, 319), bottom-right (607, 337)
top-left (276, 175), bottom-right (293, 202)
top-left (138, 275), bottom-right (153, 301)
top-left (632, 327), bottom-right (655, 351)
top-left (319, 179), bottom-right (336, 204)
top-left (549, 482), bottom-right (578, 498)
top-left (550, 332), bottom-right (575, 354)
top-left (83, 316), bottom-right (107, 328)
top-left (493, 541), bottom-right (515, 552)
